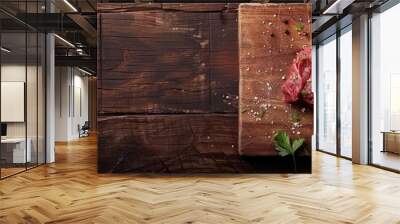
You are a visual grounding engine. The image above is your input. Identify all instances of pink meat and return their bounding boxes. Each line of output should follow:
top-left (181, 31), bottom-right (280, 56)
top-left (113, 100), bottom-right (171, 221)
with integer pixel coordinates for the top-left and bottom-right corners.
top-left (281, 47), bottom-right (313, 105)
top-left (302, 79), bottom-right (314, 105)
top-left (281, 64), bottom-right (303, 103)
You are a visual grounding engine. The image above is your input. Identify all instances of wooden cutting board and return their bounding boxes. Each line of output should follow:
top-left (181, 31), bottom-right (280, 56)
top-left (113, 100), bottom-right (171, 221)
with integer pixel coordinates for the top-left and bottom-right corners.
top-left (238, 3), bottom-right (313, 156)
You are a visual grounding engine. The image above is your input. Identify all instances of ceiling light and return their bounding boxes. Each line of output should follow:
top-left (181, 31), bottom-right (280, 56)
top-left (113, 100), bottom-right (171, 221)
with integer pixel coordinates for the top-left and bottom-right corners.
top-left (76, 48), bottom-right (86, 56)
top-left (322, 0), bottom-right (355, 15)
top-left (63, 0), bottom-right (78, 12)
top-left (1, 47), bottom-right (11, 53)
top-left (78, 67), bottom-right (93, 76)
top-left (54, 34), bottom-right (75, 48)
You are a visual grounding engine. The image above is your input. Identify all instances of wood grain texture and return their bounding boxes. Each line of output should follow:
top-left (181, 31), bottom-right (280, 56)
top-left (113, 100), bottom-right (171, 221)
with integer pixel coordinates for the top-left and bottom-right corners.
top-left (97, 3), bottom-right (243, 173)
top-left (99, 11), bottom-right (210, 114)
top-left (97, 3), bottom-right (312, 173)
top-left (238, 4), bottom-right (313, 156)
top-left (98, 3), bottom-right (238, 114)
top-left (98, 114), bottom-right (244, 173)
top-left (98, 114), bottom-right (311, 173)
top-left (210, 11), bottom-right (239, 112)
top-left (97, 3), bottom-right (238, 13)
top-left (1, 136), bottom-right (400, 223)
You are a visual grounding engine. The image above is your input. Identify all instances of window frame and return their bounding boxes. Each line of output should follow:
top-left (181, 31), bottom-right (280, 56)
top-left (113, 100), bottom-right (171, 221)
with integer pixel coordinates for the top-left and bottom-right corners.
top-left (315, 23), bottom-right (353, 160)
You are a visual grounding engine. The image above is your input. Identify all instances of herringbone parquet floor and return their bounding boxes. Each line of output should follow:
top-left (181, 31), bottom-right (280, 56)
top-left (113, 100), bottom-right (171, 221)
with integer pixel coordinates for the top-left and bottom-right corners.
top-left (1, 135), bottom-right (400, 224)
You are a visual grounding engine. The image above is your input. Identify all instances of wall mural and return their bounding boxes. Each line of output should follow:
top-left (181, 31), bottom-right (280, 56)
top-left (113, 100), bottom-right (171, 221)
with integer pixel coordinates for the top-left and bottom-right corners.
top-left (97, 3), bottom-right (312, 173)
top-left (238, 3), bottom-right (313, 172)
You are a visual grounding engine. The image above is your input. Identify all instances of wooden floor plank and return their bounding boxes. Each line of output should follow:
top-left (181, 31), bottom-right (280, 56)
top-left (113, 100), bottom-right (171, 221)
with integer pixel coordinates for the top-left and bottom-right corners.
top-left (0, 135), bottom-right (399, 223)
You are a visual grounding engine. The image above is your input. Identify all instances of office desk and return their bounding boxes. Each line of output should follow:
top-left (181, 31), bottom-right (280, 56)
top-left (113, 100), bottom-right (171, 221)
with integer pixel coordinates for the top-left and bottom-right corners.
top-left (382, 131), bottom-right (400, 154)
top-left (1, 138), bottom-right (31, 163)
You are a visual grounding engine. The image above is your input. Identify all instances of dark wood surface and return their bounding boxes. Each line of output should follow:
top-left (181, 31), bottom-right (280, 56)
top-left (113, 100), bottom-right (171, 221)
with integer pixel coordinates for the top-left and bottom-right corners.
top-left (210, 12), bottom-right (239, 112)
top-left (98, 114), bottom-right (243, 172)
top-left (98, 3), bottom-right (238, 114)
top-left (238, 4), bottom-right (313, 156)
top-left (98, 3), bottom-right (241, 173)
top-left (97, 3), bottom-right (312, 173)
top-left (98, 114), bottom-right (311, 173)
top-left (97, 3), bottom-right (238, 13)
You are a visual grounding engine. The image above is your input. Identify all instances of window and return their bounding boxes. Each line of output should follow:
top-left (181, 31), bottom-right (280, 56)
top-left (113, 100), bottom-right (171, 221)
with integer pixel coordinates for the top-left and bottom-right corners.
top-left (339, 26), bottom-right (352, 158)
top-left (317, 35), bottom-right (337, 154)
top-left (370, 3), bottom-right (400, 171)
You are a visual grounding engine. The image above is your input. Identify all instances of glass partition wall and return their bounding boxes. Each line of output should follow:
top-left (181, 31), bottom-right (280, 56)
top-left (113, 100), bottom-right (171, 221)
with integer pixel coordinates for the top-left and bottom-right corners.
top-left (317, 35), bottom-right (337, 155)
top-left (370, 3), bottom-right (400, 171)
top-left (0, 1), bottom-right (46, 179)
top-left (0, 23), bottom-right (27, 177)
top-left (339, 26), bottom-right (352, 159)
top-left (316, 26), bottom-right (353, 159)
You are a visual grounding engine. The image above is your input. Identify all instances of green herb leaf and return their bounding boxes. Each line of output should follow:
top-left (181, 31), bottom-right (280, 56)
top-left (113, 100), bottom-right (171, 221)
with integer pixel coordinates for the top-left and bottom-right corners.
top-left (292, 138), bottom-right (305, 153)
top-left (278, 150), bottom-right (289, 157)
top-left (272, 131), bottom-right (304, 172)
top-left (295, 23), bottom-right (304, 32)
top-left (273, 131), bottom-right (305, 156)
top-left (273, 131), bottom-right (292, 156)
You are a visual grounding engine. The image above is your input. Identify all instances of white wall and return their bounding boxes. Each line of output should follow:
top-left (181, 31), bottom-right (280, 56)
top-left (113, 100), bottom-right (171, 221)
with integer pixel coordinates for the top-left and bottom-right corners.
top-left (1, 63), bottom-right (46, 164)
top-left (55, 66), bottom-right (70, 141)
top-left (1, 65), bottom-right (43, 137)
top-left (1, 65), bottom-right (26, 138)
top-left (71, 73), bottom-right (89, 138)
top-left (55, 67), bottom-right (89, 141)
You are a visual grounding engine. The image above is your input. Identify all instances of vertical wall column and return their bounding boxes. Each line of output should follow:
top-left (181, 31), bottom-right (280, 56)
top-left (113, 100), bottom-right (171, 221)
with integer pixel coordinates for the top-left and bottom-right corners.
top-left (45, 0), bottom-right (56, 164)
top-left (352, 14), bottom-right (369, 164)
top-left (54, 67), bottom-right (71, 141)
top-left (46, 32), bottom-right (55, 163)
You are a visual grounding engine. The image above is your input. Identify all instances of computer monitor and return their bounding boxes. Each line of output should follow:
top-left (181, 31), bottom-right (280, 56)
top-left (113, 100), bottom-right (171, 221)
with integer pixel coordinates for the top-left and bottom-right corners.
top-left (1, 123), bottom-right (7, 137)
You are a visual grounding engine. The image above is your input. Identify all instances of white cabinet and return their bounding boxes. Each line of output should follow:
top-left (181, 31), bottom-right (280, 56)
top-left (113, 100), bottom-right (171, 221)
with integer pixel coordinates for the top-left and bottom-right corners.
top-left (1, 138), bottom-right (32, 163)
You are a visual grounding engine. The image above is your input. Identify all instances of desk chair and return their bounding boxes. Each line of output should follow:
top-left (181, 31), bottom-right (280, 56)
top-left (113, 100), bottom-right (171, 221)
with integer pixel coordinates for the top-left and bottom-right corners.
top-left (79, 121), bottom-right (90, 138)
